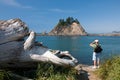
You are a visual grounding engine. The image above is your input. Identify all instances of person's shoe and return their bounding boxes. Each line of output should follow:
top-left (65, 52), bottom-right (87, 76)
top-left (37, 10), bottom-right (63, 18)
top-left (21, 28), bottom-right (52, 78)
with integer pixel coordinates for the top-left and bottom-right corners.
top-left (92, 66), bottom-right (97, 69)
top-left (97, 66), bottom-right (100, 68)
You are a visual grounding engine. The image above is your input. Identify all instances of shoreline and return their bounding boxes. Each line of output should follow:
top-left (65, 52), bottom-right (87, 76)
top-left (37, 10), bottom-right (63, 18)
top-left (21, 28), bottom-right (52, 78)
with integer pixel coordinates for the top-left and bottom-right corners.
top-left (36, 33), bottom-right (120, 36)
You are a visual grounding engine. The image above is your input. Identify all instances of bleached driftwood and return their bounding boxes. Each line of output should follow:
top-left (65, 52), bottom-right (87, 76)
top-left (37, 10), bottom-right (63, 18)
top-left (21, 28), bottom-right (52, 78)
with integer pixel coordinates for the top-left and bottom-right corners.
top-left (0, 18), bottom-right (28, 44)
top-left (18, 31), bottom-right (78, 68)
top-left (0, 18), bottom-right (78, 69)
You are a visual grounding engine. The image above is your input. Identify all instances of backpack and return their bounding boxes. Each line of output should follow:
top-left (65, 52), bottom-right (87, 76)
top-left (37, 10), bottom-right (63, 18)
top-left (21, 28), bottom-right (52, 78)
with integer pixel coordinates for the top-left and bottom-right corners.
top-left (94, 45), bottom-right (103, 53)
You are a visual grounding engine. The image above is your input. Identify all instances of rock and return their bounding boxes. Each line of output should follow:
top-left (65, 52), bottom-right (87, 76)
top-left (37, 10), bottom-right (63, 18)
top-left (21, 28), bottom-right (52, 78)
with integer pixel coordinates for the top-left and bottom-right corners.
top-left (49, 22), bottom-right (87, 36)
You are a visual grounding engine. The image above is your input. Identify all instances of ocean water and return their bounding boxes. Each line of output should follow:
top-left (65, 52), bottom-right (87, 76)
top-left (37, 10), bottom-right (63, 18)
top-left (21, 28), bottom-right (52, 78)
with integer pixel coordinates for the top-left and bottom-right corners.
top-left (36, 36), bottom-right (120, 65)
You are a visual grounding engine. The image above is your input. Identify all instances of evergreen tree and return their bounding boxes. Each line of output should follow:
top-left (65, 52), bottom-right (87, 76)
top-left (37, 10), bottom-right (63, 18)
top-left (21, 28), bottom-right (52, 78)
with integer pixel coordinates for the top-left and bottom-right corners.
top-left (57, 19), bottom-right (65, 26)
top-left (74, 19), bottom-right (80, 24)
top-left (66, 17), bottom-right (74, 25)
top-left (57, 17), bottom-right (80, 26)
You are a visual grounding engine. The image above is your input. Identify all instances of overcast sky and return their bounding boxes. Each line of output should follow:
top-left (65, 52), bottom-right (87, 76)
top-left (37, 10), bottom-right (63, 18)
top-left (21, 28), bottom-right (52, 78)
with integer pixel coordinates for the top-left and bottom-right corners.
top-left (0, 0), bottom-right (120, 33)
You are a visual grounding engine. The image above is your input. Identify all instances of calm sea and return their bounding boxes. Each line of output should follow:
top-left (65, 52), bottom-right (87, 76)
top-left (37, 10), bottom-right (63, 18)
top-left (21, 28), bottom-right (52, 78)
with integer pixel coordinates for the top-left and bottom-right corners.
top-left (36, 36), bottom-right (120, 65)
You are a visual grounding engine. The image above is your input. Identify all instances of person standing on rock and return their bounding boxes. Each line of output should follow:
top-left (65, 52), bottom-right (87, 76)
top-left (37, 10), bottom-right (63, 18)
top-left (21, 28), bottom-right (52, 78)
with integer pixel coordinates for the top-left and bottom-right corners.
top-left (89, 39), bottom-right (103, 69)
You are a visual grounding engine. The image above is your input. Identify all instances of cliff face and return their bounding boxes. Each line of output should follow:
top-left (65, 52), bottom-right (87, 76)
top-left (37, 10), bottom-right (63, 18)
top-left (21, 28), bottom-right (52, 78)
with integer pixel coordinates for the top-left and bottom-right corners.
top-left (49, 22), bottom-right (87, 36)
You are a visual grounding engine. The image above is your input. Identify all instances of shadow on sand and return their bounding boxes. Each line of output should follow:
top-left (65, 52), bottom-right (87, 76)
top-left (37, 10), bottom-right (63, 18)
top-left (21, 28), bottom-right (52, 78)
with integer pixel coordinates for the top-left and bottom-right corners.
top-left (77, 69), bottom-right (89, 80)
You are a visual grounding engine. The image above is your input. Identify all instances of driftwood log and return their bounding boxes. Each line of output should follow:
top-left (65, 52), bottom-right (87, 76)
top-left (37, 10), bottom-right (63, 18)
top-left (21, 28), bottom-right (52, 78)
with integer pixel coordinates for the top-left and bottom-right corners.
top-left (0, 18), bottom-right (78, 69)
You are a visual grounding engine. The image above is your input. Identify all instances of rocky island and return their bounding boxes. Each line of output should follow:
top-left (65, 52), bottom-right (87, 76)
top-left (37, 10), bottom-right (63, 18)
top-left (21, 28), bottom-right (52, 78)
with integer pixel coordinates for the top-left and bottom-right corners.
top-left (38, 17), bottom-right (120, 36)
top-left (48, 17), bottom-right (87, 36)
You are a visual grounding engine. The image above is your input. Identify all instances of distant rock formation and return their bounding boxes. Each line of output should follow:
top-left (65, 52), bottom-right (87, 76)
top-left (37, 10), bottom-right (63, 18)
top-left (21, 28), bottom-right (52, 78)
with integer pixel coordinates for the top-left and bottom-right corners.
top-left (49, 17), bottom-right (87, 36)
top-left (88, 32), bottom-right (120, 36)
top-left (49, 22), bottom-right (87, 36)
top-left (112, 31), bottom-right (120, 33)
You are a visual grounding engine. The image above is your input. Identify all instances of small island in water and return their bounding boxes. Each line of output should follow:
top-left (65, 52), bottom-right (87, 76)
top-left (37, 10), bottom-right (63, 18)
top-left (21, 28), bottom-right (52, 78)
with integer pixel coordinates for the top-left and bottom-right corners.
top-left (38, 17), bottom-right (120, 36)
top-left (48, 17), bottom-right (87, 36)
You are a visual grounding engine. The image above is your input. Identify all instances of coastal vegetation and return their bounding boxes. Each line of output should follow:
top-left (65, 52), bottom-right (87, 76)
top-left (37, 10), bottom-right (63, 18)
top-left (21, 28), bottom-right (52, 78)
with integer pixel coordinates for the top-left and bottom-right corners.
top-left (36, 63), bottom-right (77, 80)
top-left (0, 63), bottom-right (78, 80)
top-left (57, 17), bottom-right (80, 26)
top-left (1, 55), bottom-right (120, 80)
top-left (0, 70), bottom-right (10, 80)
top-left (96, 55), bottom-right (120, 80)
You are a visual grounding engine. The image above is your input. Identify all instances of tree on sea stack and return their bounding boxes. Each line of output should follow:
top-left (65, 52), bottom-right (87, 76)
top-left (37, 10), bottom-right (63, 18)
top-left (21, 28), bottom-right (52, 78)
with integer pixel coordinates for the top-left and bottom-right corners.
top-left (49, 17), bottom-right (87, 36)
top-left (0, 18), bottom-right (78, 69)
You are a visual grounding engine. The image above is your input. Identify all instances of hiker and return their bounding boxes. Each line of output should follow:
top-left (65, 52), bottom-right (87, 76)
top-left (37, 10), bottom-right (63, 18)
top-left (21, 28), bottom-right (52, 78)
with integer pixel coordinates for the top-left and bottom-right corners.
top-left (90, 39), bottom-right (103, 69)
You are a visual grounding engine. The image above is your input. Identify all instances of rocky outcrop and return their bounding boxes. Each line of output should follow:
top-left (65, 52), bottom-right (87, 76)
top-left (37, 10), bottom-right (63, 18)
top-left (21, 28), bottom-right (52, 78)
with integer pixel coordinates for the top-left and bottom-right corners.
top-left (0, 18), bottom-right (78, 69)
top-left (49, 22), bottom-right (87, 36)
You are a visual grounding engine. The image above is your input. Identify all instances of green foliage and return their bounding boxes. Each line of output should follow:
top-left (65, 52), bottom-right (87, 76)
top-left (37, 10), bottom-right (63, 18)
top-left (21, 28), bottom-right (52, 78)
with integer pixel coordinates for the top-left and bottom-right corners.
top-left (96, 55), bottom-right (120, 80)
top-left (0, 63), bottom-right (77, 80)
top-left (58, 19), bottom-right (65, 26)
top-left (36, 63), bottom-right (77, 80)
top-left (57, 17), bottom-right (80, 26)
top-left (0, 70), bottom-right (10, 80)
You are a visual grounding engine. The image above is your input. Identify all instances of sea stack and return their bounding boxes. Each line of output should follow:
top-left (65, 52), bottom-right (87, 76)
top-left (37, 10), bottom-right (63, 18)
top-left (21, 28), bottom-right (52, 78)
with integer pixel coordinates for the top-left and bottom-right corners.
top-left (49, 17), bottom-right (87, 36)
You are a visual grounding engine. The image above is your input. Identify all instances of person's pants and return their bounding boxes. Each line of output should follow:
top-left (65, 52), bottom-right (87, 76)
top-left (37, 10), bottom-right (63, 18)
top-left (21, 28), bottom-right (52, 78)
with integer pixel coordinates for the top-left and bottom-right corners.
top-left (92, 52), bottom-right (101, 61)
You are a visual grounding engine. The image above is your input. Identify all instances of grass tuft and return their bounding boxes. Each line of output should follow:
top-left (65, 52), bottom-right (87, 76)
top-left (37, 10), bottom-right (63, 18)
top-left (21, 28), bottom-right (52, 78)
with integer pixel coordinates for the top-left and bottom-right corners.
top-left (96, 55), bottom-right (120, 80)
top-left (36, 63), bottom-right (77, 80)
top-left (0, 70), bottom-right (10, 80)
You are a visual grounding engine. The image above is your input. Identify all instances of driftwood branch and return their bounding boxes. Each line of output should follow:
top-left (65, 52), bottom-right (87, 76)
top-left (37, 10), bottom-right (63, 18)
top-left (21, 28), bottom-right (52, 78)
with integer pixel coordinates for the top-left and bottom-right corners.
top-left (0, 18), bottom-right (78, 69)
